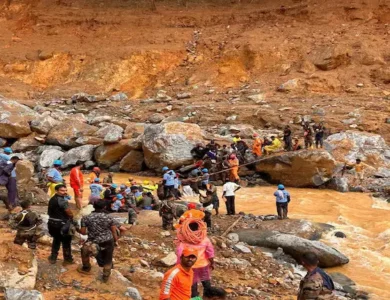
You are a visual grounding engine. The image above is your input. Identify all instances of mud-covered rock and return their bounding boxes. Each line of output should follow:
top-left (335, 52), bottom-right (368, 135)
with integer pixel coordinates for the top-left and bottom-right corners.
top-left (256, 150), bottom-right (336, 187)
top-left (119, 150), bottom-right (144, 172)
top-left (124, 123), bottom-right (145, 139)
top-left (94, 139), bottom-right (136, 167)
top-left (12, 133), bottom-right (43, 152)
top-left (61, 145), bottom-right (96, 168)
top-left (236, 230), bottom-right (349, 268)
top-left (0, 99), bottom-right (38, 138)
top-left (310, 45), bottom-right (351, 71)
top-left (142, 122), bottom-right (204, 170)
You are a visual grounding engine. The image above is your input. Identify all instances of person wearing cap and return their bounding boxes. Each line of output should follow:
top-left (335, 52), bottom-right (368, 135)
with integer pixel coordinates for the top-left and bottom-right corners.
top-left (252, 134), bottom-right (263, 157)
top-left (111, 194), bottom-right (127, 212)
top-left (0, 147), bottom-right (13, 164)
top-left (103, 172), bottom-right (114, 187)
top-left (160, 248), bottom-right (198, 300)
top-left (103, 184), bottom-right (118, 210)
top-left (0, 155), bottom-right (21, 210)
top-left (264, 136), bottom-right (282, 155)
top-left (228, 154), bottom-right (240, 183)
top-left (159, 195), bottom-right (177, 230)
top-left (47, 184), bottom-right (74, 265)
top-left (87, 167), bottom-right (101, 183)
top-left (274, 184), bottom-right (291, 220)
top-left (47, 160), bottom-right (64, 198)
top-left (69, 161), bottom-right (85, 209)
top-left (78, 200), bottom-right (121, 283)
top-left (89, 177), bottom-right (104, 205)
top-left (222, 178), bottom-right (241, 215)
top-left (162, 167), bottom-right (176, 199)
top-left (201, 168), bottom-right (210, 190)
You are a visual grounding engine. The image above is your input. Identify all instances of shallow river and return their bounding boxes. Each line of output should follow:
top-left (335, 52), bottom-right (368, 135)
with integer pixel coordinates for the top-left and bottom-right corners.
top-left (72, 173), bottom-right (390, 299)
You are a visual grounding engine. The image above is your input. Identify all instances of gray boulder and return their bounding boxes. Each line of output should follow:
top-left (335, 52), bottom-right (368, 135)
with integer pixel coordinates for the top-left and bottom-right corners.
top-left (5, 289), bottom-right (43, 300)
top-left (36, 145), bottom-right (62, 155)
top-left (30, 115), bottom-right (59, 134)
top-left (61, 145), bottom-right (96, 168)
top-left (148, 113), bottom-right (165, 124)
top-left (142, 122), bottom-right (204, 170)
top-left (235, 230), bottom-right (349, 268)
top-left (125, 287), bottom-right (142, 300)
top-left (39, 149), bottom-right (64, 168)
top-left (96, 124), bottom-right (124, 144)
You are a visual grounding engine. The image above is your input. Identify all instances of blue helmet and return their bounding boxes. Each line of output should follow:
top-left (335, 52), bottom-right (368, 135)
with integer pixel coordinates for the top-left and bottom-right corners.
top-left (3, 147), bottom-right (12, 154)
top-left (162, 166), bottom-right (169, 172)
top-left (278, 184), bottom-right (285, 190)
top-left (111, 183), bottom-right (118, 189)
top-left (202, 168), bottom-right (208, 173)
top-left (120, 184), bottom-right (127, 190)
top-left (116, 194), bottom-right (124, 200)
top-left (94, 178), bottom-right (100, 182)
top-left (53, 159), bottom-right (62, 166)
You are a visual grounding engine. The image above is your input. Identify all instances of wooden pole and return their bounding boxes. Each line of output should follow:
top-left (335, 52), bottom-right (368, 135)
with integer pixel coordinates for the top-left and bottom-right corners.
top-left (221, 215), bottom-right (243, 237)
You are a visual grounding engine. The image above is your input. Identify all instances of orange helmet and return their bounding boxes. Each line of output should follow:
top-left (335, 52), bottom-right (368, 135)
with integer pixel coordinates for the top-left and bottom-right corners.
top-left (187, 203), bottom-right (196, 210)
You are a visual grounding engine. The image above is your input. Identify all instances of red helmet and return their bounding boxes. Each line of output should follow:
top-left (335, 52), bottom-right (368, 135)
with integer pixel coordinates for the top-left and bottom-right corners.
top-left (187, 203), bottom-right (196, 210)
top-left (229, 154), bottom-right (236, 159)
top-left (93, 167), bottom-right (101, 172)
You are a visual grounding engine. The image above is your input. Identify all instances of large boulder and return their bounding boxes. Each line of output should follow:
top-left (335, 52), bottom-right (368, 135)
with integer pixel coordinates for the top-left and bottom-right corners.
top-left (325, 131), bottom-right (390, 166)
top-left (61, 145), bottom-right (96, 168)
top-left (94, 139), bottom-right (136, 167)
top-left (124, 123), bottom-right (145, 139)
top-left (256, 150), bottom-right (336, 187)
top-left (46, 120), bottom-right (98, 149)
top-left (38, 149), bottom-right (64, 169)
top-left (30, 115), bottom-right (60, 134)
top-left (119, 150), bottom-right (144, 172)
top-left (0, 99), bottom-right (38, 138)
top-left (95, 124), bottom-right (124, 144)
top-left (142, 122), bottom-right (204, 170)
top-left (235, 230), bottom-right (349, 268)
top-left (11, 133), bottom-right (43, 152)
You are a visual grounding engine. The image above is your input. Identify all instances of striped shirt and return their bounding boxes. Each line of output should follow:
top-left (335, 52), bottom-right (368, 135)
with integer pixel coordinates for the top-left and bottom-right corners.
top-left (159, 264), bottom-right (193, 300)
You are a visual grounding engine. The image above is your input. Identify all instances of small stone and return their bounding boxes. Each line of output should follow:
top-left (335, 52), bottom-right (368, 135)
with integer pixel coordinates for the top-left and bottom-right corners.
top-left (334, 231), bottom-right (347, 238)
top-left (140, 259), bottom-right (149, 267)
top-left (148, 113), bottom-right (165, 124)
top-left (278, 107), bottom-right (293, 111)
top-left (125, 287), bottom-right (142, 300)
top-left (160, 252), bottom-right (177, 267)
top-left (226, 115), bottom-right (237, 121)
top-left (227, 233), bottom-right (239, 243)
top-left (160, 231), bottom-right (171, 237)
top-left (234, 243), bottom-right (252, 254)
top-left (142, 244), bottom-right (151, 250)
top-left (177, 92), bottom-right (192, 99)
top-left (356, 83), bottom-right (364, 87)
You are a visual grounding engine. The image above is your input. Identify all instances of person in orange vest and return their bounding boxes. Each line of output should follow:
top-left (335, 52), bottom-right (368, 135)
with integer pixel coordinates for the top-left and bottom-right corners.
top-left (87, 167), bottom-right (101, 183)
top-left (228, 154), bottom-right (240, 183)
top-left (160, 248), bottom-right (198, 300)
top-left (69, 161), bottom-right (84, 209)
top-left (175, 203), bottom-right (205, 229)
top-left (252, 133), bottom-right (262, 157)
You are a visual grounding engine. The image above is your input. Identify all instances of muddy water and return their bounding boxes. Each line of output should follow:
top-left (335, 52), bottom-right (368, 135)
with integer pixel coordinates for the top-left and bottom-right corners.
top-left (70, 173), bottom-right (390, 299)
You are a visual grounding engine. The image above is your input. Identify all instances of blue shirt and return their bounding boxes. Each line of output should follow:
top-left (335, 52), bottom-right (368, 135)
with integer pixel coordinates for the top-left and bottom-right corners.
top-left (163, 171), bottom-right (176, 186)
top-left (90, 184), bottom-right (103, 197)
top-left (0, 153), bottom-right (10, 164)
top-left (111, 200), bottom-right (122, 211)
top-left (202, 174), bottom-right (210, 185)
top-left (274, 190), bottom-right (290, 203)
top-left (47, 168), bottom-right (63, 183)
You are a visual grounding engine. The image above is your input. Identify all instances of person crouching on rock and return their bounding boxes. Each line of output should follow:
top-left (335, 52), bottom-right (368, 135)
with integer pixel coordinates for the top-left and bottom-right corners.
top-left (274, 184), bottom-right (290, 220)
top-left (11, 200), bottom-right (43, 250)
top-left (159, 195), bottom-right (177, 230)
top-left (78, 200), bottom-right (121, 283)
top-left (298, 252), bottom-right (335, 300)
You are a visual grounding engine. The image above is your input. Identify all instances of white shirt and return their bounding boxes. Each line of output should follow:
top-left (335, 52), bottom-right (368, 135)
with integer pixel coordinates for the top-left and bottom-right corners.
top-left (222, 182), bottom-right (240, 197)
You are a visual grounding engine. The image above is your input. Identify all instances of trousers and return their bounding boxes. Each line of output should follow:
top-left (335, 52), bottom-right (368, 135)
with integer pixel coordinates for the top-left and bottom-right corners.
top-left (225, 196), bottom-right (235, 215)
top-left (81, 239), bottom-right (114, 278)
top-left (48, 220), bottom-right (73, 261)
top-left (276, 202), bottom-right (288, 219)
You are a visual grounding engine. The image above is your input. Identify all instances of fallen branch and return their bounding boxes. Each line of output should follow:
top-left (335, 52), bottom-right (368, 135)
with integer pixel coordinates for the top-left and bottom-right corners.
top-left (221, 216), bottom-right (243, 238)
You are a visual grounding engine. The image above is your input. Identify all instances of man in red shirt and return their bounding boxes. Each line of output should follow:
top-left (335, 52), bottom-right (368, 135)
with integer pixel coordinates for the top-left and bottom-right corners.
top-left (160, 248), bottom-right (198, 300)
top-left (69, 161), bottom-right (84, 209)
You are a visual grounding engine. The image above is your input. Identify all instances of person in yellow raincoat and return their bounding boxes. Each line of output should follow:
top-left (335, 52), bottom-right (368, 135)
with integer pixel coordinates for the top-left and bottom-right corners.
top-left (264, 136), bottom-right (282, 155)
top-left (252, 133), bottom-right (262, 157)
top-left (228, 154), bottom-right (240, 183)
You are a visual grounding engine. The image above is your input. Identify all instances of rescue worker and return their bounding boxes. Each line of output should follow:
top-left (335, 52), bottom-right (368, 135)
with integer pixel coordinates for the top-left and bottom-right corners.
top-left (103, 183), bottom-right (117, 210)
top-left (11, 200), bottom-right (43, 249)
top-left (201, 168), bottom-right (210, 190)
top-left (78, 200), bottom-right (121, 283)
top-left (206, 182), bottom-right (219, 216)
top-left (199, 191), bottom-right (214, 229)
top-left (274, 184), bottom-right (291, 220)
top-left (314, 122), bottom-right (326, 149)
top-left (87, 167), bottom-right (101, 183)
top-left (162, 166), bottom-right (176, 199)
top-left (264, 136), bottom-right (282, 155)
top-left (159, 195), bottom-right (176, 230)
top-left (0, 147), bottom-right (13, 163)
top-left (252, 133), bottom-right (262, 157)
top-left (89, 178), bottom-right (103, 205)
top-left (69, 161), bottom-right (84, 209)
top-left (47, 184), bottom-right (74, 265)
top-left (228, 154), bottom-right (240, 183)
top-left (47, 160), bottom-right (64, 198)
top-left (222, 179), bottom-right (240, 215)
top-left (0, 155), bottom-right (20, 210)
top-left (159, 248), bottom-right (198, 300)
top-left (297, 252), bottom-right (335, 300)
top-left (303, 122), bottom-right (314, 149)
top-left (232, 134), bottom-right (241, 144)
top-left (284, 125), bottom-right (293, 151)
top-left (206, 139), bottom-right (220, 152)
top-left (103, 172), bottom-right (114, 186)
top-left (191, 144), bottom-right (208, 160)
top-left (352, 158), bottom-right (365, 185)
top-left (293, 138), bottom-right (303, 151)
top-left (176, 203), bottom-right (205, 229)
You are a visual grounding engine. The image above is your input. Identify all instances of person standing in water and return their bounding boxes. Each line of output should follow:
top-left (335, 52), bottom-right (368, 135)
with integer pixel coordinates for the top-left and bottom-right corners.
top-left (273, 184), bottom-right (290, 220)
